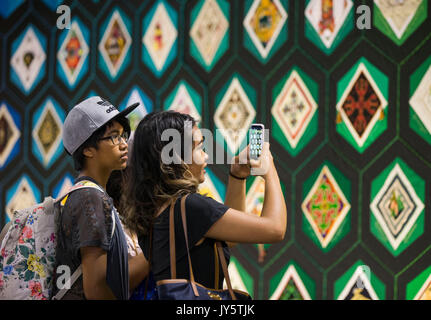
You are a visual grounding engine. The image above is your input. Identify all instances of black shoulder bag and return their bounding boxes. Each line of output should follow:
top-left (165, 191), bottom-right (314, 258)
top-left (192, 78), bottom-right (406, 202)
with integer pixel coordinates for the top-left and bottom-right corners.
top-left (155, 194), bottom-right (251, 300)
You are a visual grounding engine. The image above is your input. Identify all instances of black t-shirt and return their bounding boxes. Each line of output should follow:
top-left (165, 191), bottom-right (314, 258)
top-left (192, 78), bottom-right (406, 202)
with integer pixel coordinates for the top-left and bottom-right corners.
top-left (51, 176), bottom-right (129, 300)
top-left (140, 193), bottom-right (230, 289)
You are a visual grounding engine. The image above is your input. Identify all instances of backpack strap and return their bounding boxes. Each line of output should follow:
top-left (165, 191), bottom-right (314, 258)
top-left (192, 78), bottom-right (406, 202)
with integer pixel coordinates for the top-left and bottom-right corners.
top-left (57, 180), bottom-right (116, 238)
top-left (55, 180), bottom-right (105, 205)
top-left (52, 180), bottom-right (116, 300)
top-left (0, 221), bottom-right (11, 247)
top-left (51, 265), bottom-right (83, 300)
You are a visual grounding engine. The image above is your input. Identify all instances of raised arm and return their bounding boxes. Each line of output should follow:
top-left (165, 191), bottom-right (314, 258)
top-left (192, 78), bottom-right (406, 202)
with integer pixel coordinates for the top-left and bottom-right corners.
top-left (224, 174), bottom-right (246, 212)
top-left (205, 144), bottom-right (287, 243)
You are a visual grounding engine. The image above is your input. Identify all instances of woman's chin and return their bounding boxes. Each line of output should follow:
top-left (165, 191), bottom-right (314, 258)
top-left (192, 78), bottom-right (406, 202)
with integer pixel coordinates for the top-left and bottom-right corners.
top-left (199, 173), bottom-right (205, 184)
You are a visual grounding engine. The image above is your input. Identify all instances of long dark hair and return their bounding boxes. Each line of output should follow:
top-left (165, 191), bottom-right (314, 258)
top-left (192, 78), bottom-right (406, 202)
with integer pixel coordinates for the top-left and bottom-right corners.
top-left (121, 111), bottom-right (198, 236)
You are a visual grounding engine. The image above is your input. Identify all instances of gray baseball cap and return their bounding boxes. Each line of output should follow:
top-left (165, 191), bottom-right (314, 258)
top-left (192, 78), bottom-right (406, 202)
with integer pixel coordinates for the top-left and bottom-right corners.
top-left (63, 96), bottom-right (139, 155)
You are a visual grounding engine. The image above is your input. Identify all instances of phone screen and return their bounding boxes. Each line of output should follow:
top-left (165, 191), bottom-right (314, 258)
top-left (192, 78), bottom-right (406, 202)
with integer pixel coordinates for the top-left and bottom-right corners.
top-left (249, 124), bottom-right (264, 160)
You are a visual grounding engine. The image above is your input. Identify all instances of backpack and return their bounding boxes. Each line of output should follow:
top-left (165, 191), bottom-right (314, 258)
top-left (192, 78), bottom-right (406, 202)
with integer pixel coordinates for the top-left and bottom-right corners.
top-left (0, 180), bottom-right (111, 300)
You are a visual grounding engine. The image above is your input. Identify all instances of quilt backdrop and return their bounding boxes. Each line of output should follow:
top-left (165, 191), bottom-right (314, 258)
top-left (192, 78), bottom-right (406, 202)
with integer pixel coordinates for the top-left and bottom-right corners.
top-left (1, 0), bottom-right (430, 300)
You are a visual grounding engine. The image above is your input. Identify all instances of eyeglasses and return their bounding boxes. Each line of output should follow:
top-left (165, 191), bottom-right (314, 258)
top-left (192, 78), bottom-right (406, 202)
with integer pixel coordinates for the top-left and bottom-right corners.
top-left (99, 132), bottom-right (129, 145)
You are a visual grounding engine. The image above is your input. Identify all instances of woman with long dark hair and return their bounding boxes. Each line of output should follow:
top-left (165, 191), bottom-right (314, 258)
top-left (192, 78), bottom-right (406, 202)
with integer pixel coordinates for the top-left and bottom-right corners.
top-left (121, 110), bottom-right (286, 294)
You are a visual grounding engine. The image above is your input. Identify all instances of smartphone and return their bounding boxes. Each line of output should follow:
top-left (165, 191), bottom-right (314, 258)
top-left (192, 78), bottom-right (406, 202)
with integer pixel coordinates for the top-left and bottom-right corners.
top-left (249, 124), bottom-right (264, 160)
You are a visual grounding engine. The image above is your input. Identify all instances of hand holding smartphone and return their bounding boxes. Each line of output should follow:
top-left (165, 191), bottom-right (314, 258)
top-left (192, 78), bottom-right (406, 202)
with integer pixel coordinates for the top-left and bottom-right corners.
top-left (249, 124), bottom-right (273, 176)
top-left (249, 124), bottom-right (264, 160)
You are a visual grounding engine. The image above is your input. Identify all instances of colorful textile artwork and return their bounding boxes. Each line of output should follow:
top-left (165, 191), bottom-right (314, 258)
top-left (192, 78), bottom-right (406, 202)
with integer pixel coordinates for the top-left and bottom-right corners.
top-left (10, 26), bottom-right (46, 94)
top-left (271, 70), bottom-right (318, 149)
top-left (0, 0), bottom-right (24, 18)
top-left (279, 279), bottom-right (304, 300)
top-left (0, 103), bottom-right (20, 168)
top-left (52, 175), bottom-right (73, 200)
top-left (32, 103), bottom-right (62, 167)
top-left (142, 2), bottom-right (177, 73)
top-left (409, 64), bottom-right (431, 135)
top-left (99, 10), bottom-right (131, 78)
top-left (414, 275), bottom-right (431, 300)
top-left (406, 266), bottom-right (431, 300)
top-left (270, 265), bottom-right (311, 300)
top-left (245, 176), bottom-right (267, 262)
top-left (122, 89), bottom-right (147, 132)
top-left (31, 99), bottom-right (64, 168)
top-left (35, 109), bottom-right (59, 155)
top-left (214, 78), bottom-right (256, 155)
top-left (337, 266), bottom-right (379, 300)
top-left (119, 86), bottom-right (153, 133)
top-left (374, 0), bottom-right (423, 40)
top-left (339, 73), bottom-right (382, 143)
top-left (342, 285), bottom-right (373, 300)
top-left (198, 170), bottom-right (224, 203)
top-left (166, 83), bottom-right (201, 124)
top-left (246, 176), bottom-right (265, 216)
top-left (57, 21), bottom-right (89, 87)
top-left (243, 0), bottom-right (288, 59)
top-left (336, 62), bottom-right (387, 150)
top-left (305, 0), bottom-right (353, 50)
top-left (223, 257), bottom-right (254, 296)
top-left (302, 165), bottom-right (350, 249)
top-left (190, 0), bottom-right (229, 68)
top-left (5, 177), bottom-right (38, 221)
top-left (370, 163), bottom-right (424, 252)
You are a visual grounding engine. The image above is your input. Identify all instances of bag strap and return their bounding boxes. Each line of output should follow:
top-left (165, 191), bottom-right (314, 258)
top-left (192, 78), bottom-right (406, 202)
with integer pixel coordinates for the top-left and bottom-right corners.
top-left (214, 243), bottom-right (219, 290)
top-left (0, 221), bottom-right (11, 247)
top-left (52, 265), bottom-right (83, 300)
top-left (170, 194), bottom-right (237, 299)
top-left (216, 242), bottom-right (236, 300)
top-left (169, 198), bottom-right (177, 279)
top-left (55, 180), bottom-right (103, 203)
top-left (179, 195), bottom-right (199, 297)
top-left (167, 195), bottom-right (198, 295)
top-left (144, 225), bottom-right (153, 299)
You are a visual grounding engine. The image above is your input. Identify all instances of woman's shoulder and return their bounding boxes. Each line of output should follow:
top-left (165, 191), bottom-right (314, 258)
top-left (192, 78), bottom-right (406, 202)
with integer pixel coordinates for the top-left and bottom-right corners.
top-left (185, 192), bottom-right (218, 207)
top-left (184, 192), bottom-right (229, 215)
top-left (155, 193), bottom-right (228, 220)
top-left (186, 192), bottom-right (207, 201)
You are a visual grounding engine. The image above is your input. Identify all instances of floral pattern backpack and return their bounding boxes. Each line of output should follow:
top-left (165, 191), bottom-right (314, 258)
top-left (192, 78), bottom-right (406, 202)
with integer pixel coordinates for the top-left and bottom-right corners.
top-left (0, 181), bottom-right (105, 300)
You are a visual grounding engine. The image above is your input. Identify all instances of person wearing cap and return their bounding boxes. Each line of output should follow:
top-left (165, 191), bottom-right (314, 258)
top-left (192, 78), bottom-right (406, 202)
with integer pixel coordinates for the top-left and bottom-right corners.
top-left (51, 96), bottom-right (149, 300)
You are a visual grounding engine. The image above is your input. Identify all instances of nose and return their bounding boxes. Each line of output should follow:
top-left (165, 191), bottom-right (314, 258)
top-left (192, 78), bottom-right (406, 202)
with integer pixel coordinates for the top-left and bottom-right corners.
top-left (119, 138), bottom-right (128, 149)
